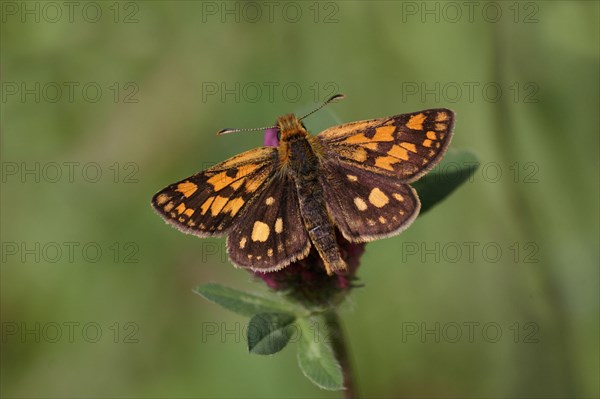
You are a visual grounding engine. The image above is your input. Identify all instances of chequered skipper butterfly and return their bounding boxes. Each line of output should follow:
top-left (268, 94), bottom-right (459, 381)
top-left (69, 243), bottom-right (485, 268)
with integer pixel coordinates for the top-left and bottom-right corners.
top-left (152, 95), bottom-right (454, 275)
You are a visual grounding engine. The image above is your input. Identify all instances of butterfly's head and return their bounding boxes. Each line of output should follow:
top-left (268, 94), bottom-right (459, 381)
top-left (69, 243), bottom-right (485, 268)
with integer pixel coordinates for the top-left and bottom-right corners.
top-left (277, 114), bottom-right (308, 142)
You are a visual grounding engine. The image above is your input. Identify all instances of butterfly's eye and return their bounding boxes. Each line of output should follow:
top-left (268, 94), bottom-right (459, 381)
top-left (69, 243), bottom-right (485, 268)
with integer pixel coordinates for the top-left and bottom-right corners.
top-left (276, 129), bottom-right (281, 141)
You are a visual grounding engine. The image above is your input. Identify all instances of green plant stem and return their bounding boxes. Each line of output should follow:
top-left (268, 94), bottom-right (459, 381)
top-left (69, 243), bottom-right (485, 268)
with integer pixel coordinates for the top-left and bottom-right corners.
top-left (325, 310), bottom-right (356, 399)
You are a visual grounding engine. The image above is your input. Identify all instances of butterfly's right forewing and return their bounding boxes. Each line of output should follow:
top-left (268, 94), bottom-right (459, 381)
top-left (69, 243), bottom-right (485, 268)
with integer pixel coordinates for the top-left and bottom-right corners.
top-left (318, 109), bottom-right (454, 182)
top-left (151, 147), bottom-right (278, 237)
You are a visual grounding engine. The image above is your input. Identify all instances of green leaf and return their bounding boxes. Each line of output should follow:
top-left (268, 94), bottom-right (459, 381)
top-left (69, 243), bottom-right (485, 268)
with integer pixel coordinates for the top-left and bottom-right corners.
top-left (413, 149), bottom-right (479, 214)
top-left (296, 316), bottom-right (344, 391)
top-left (194, 283), bottom-right (293, 317)
top-left (247, 313), bottom-right (296, 355)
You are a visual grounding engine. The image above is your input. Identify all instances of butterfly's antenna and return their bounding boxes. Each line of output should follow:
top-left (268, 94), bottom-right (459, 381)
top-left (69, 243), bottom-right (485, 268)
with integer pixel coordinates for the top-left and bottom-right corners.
top-left (217, 125), bottom-right (277, 136)
top-left (299, 93), bottom-right (345, 121)
top-left (216, 94), bottom-right (345, 135)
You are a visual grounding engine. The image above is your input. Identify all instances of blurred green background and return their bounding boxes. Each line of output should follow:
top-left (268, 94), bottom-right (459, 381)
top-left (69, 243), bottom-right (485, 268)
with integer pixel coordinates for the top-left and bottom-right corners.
top-left (1, 1), bottom-right (598, 398)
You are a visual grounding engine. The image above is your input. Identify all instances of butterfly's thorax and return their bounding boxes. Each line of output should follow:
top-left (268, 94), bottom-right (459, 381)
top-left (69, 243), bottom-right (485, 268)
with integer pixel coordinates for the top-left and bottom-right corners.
top-left (278, 114), bottom-right (347, 274)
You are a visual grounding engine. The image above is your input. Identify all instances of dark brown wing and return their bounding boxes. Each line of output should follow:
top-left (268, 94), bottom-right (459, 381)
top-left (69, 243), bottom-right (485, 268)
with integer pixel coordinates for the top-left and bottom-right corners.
top-left (320, 159), bottom-right (420, 243)
top-left (316, 109), bottom-right (454, 242)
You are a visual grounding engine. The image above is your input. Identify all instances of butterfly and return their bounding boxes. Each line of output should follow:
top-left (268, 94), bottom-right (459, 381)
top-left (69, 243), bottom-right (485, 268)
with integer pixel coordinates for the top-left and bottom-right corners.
top-left (151, 95), bottom-right (454, 275)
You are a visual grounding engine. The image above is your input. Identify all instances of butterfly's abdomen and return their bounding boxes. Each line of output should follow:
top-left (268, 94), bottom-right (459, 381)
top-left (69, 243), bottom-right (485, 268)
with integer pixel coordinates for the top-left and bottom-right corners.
top-left (286, 137), bottom-right (347, 275)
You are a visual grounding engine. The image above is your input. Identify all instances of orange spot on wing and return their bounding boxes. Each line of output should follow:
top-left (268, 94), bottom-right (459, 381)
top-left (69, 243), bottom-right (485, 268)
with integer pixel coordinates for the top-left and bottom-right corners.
top-left (207, 172), bottom-right (235, 192)
top-left (210, 195), bottom-right (229, 216)
top-left (183, 208), bottom-right (195, 217)
top-left (275, 218), bottom-right (283, 233)
top-left (368, 188), bottom-right (389, 208)
top-left (354, 197), bottom-right (368, 211)
top-left (388, 145), bottom-right (409, 160)
top-left (426, 131), bottom-right (437, 140)
top-left (155, 193), bottom-right (170, 205)
top-left (200, 197), bottom-right (214, 215)
top-left (251, 221), bottom-right (270, 242)
top-left (175, 203), bottom-right (187, 215)
top-left (342, 133), bottom-right (370, 144)
top-left (352, 148), bottom-right (367, 162)
top-left (423, 139), bottom-right (433, 147)
top-left (230, 180), bottom-right (244, 190)
top-left (372, 125), bottom-right (395, 141)
top-left (206, 164), bottom-right (261, 192)
top-left (343, 126), bottom-right (395, 145)
top-left (406, 113), bottom-right (426, 130)
top-left (436, 112), bottom-right (448, 122)
top-left (393, 193), bottom-right (404, 202)
top-left (375, 156), bottom-right (400, 170)
top-left (223, 197), bottom-right (245, 216)
top-left (176, 181), bottom-right (198, 198)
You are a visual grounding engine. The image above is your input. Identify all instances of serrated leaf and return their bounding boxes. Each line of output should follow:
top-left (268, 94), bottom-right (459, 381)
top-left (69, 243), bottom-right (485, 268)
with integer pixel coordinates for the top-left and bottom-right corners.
top-left (413, 149), bottom-right (479, 214)
top-left (247, 313), bottom-right (296, 355)
top-left (296, 316), bottom-right (344, 391)
top-left (194, 283), bottom-right (293, 317)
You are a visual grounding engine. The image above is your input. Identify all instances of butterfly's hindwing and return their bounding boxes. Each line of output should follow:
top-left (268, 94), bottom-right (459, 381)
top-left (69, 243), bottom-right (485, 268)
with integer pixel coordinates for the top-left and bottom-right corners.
top-left (151, 147), bottom-right (278, 236)
top-left (226, 174), bottom-right (311, 271)
top-left (318, 109), bottom-right (454, 182)
top-left (320, 159), bottom-right (420, 243)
